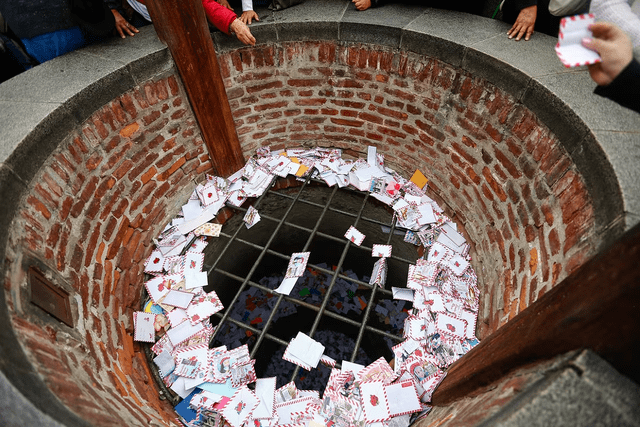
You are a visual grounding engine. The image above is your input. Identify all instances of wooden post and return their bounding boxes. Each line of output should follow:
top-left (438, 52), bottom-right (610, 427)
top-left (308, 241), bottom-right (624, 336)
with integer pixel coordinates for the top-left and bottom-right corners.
top-left (431, 223), bottom-right (640, 406)
top-left (146, 0), bottom-right (245, 177)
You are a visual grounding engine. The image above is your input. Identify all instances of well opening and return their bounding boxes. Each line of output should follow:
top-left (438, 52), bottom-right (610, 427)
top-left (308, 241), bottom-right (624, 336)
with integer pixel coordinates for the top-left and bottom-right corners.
top-left (148, 175), bottom-right (425, 403)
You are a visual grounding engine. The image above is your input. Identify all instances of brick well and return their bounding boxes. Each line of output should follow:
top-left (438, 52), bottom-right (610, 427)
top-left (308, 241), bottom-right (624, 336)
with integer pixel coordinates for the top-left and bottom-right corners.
top-left (1, 19), bottom-right (625, 427)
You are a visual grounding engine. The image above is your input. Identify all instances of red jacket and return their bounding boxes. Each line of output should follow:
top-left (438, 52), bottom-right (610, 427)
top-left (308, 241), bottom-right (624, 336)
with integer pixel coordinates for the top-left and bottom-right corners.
top-left (202, 0), bottom-right (237, 34)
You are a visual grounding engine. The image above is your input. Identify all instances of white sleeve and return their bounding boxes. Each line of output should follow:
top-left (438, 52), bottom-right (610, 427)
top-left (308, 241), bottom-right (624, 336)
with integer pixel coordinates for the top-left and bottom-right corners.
top-left (590, 0), bottom-right (640, 58)
top-left (242, 0), bottom-right (253, 11)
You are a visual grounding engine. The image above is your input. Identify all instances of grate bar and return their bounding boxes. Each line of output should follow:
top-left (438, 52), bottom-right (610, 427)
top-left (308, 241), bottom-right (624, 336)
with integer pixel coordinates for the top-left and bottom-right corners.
top-left (208, 175), bottom-right (314, 346)
top-left (271, 187), bottom-right (397, 230)
top-left (289, 190), bottom-right (372, 382)
top-left (350, 213), bottom-right (399, 362)
top-left (210, 267), bottom-right (403, 342)
top-left (211, 235), bottom-right (395, 298)
top-left (212, 312), bottom-right (290, 347)
top-left (249, 183), bottom-right (341, 359)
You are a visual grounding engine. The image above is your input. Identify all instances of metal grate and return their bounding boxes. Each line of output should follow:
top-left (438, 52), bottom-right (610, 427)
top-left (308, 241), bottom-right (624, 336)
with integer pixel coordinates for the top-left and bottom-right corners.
top-left (203, 172), bottom-right (419, 386)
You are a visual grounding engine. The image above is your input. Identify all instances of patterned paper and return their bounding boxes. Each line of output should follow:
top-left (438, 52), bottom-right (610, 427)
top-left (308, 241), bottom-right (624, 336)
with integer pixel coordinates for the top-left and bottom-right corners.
top-left (555, 14), bottom-right (600, 68)
top-left (186, 291), bottom-right (224, 325)
top-left (133, 311), bottom-right (156, 342)
top-left (344, 226), bottom-right (366, 246)
top-left (194, 222), bottom-right (222, 237)
top-left (435, 313), bottom-right (468, 341)
top-left (220, 386), bottom-right (260, 427)
top-left (360, 381), bottom-right (391, 423)
top-left (372, 244), bottom-right (392, 258)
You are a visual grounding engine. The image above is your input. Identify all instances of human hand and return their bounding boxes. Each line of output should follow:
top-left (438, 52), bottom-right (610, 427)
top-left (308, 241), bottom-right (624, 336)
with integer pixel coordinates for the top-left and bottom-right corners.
top-left (111, 9), bottom-right (139, 38)
top-left (507, 5), bottom-right (536, 41)
top-left (353, 0), bottom-right (372, 11)
top-left (218, 0), bottom-right (234, 11)
top-left (230, 18), bottom-right (256, 46)
top-left (582, 22), bottom-right (633, 86)
top-left (240, 10), bottom-right (259, 25)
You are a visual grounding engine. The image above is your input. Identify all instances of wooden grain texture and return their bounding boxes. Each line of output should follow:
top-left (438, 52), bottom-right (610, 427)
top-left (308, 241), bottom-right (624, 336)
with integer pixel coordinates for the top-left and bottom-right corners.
top-left (432, 223), bottom-right (640, 405)
top-left (147, 0), bottom-right (245, 177)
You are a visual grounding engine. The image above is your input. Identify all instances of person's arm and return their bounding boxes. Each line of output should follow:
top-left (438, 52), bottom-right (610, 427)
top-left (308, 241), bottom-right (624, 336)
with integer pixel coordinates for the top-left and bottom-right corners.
top-left (583, 22), bottom-right (640, 112)
top-left (202, 0), bottom-right (256, 45)
top-left (202, 0), bottom-right (237, 33)
top-left (507, 0), bottom-right (538, 41)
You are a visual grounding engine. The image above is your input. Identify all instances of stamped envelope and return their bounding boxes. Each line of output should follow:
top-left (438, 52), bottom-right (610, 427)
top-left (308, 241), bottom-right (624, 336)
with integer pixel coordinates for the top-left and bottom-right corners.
top-left (360, 381), bottom-right (391, 423)
top-left (372, 244), bottom-right (392, 258)
top-left (134, 311), bottom-right (156, 342)
top-left (344, 226), bottom-right (365, 246)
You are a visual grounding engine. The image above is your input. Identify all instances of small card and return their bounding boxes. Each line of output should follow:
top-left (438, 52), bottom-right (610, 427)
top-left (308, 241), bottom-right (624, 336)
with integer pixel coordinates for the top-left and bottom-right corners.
top-left (161, 290), bottom-right (194, 309)
top-left (253, 377), bottom-right (277, 419)
top-left (448, 253), bottom-right (469, 276)
top-left (392, 287), bottom-right (414, 302)
top-left (174, 344), bottom-right (208, 380)
top-left (360, 381), bottom-right (391, 423)
top-left (190, 390), bottom-right (224, 411)
top-left (145, 249), bottom-right (165, 273)
top-left (555, 14), bottom-right (600, 67)
top-left (185, 251), bottom-right (204, 273)
top-left (274, 276), bottom-right (299, 296)
top-left (185, 270), bottom-right (208, 290)
top-left (344, 226), bottom-right (365, 246)
top-left (231, 360), bottom-right (257, 388)
top-left (194, 222), bottom-right (222, 237)
top-left (372, 244), bottom-right (392, 258)
top-left (145, 275), bottom-right (170, 304)
top-left (166, 318), bottom-right (205, 346)
top-left (199, 183), bottom-right (220, 206)
top-left (410, 170), bottom-right (428, 189)
top-left (286, 332), bottom-right (325, 370)
top-left (285, 252), bottom-right (310, 278)
top-left (369, 257), bottom-right (388, 288)
top-left (186, 291), bottom-right (224, 324)
top-left (435, 313), bottom-right (468, 340)
top-left (220, 386), bottom-right (260, 427)
top-left (244, 206), bottom-right (261, 229)
top-left (385, 380), bottom-right (422, 417)
top-left (358, 357), bottom-right (396, 384)
top-left (404, 354), bottom-right (440, 384)
top-left (134, 311), bottom-right (156, 342)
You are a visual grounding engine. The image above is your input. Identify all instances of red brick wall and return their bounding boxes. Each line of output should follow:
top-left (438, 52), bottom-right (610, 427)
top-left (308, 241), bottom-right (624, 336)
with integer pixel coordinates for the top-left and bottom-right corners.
top-left (3, 40), bottom-right (598, 425)
top-left (217, 41), bottom-right (597, 337)
top-left (4, 72), bottom-right (213, 425)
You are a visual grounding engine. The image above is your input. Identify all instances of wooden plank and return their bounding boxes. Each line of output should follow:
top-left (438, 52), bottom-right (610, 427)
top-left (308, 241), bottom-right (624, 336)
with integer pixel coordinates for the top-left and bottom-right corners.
top-left (432, 223), bottom-right (640, 406)
top-left (146, 0), bottom-right (244, 177)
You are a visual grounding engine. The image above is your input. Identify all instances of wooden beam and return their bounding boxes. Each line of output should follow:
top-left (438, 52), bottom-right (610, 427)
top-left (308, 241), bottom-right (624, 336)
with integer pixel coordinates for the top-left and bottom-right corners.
top-left (432, 223), bottom-right (640, 406)
top-left (146, 0), bottom-right (245, 177)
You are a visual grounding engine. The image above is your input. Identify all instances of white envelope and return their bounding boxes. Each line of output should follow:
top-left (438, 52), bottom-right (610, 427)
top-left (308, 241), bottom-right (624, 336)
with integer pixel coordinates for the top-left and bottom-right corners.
top-left (253, 377), bottom-right (277, 419)
top-left (166, 318), bottom-right (205, 346)
top-left (185, 270), bottom-right (208, 289)
top-left (162, 290), bottom-right (194, 309)
top-left (288, 332), bottom-right (325, 369)
top-left (385, 380), bottom-right (421, 417)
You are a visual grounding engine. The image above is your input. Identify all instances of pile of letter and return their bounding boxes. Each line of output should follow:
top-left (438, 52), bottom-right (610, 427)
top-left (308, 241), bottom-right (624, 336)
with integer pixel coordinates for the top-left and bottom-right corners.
top-left (132, 147), bottom-right (480, 427)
